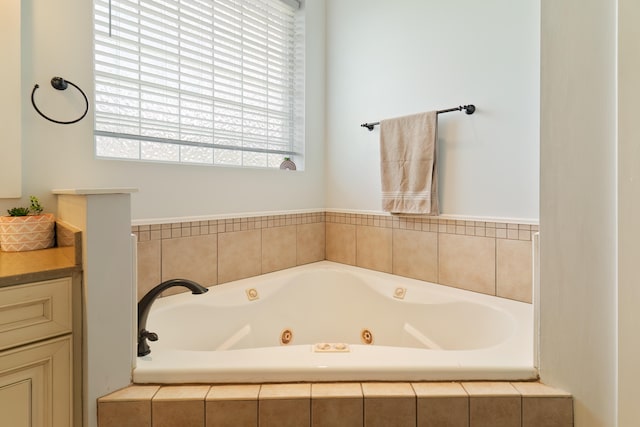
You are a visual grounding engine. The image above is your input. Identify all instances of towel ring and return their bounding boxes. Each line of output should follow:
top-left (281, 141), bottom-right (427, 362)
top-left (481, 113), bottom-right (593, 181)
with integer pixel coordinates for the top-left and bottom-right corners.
top-left (31, 77), bottom-right (89, 125)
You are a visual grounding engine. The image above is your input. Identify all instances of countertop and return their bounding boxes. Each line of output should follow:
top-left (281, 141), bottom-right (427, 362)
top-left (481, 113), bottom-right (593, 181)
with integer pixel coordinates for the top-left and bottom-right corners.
top-left (0, 221), bottom-right (82, 287)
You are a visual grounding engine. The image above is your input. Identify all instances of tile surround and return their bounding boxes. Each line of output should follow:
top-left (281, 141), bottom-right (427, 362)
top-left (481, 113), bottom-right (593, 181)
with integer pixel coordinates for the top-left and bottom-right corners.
top-left (356, 225), bottom-right (393, 273)
top-left (497, 239), bottom-right (534, 303)
top-left (439, 233), bottom-right (496, 295)
top-left (133, 211), bottom-right (535, 303)
top-left (98, 382), bottom-right (572, 427)
top-left (311, 383), bottom-right (364, 427)
top-left (151, 385), bottom-right (209, 427)
top-left (362, 382), bottom-right (417, 427)
top-left (259, 384), bottom-right (311, 427)
top-left (206, 385), bottom-right (260, 427)
top-left (325, 222), bottom-right (356, 265)
top-left (413, 382), bottom-right (469, 427)
top-left (392, 228), bottom-right (438, 283)
top-left (123, 214), bottom-right (546, 426)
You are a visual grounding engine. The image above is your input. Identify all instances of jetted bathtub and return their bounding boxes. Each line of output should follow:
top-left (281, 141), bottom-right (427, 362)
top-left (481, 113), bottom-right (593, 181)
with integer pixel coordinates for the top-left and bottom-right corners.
top-left (134, 261), bottom-right (536, 383)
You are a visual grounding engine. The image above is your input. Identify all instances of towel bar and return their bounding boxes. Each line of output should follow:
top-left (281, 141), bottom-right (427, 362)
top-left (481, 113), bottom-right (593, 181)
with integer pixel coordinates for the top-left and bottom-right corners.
top-left (361, 104), bottom-right (475, 131)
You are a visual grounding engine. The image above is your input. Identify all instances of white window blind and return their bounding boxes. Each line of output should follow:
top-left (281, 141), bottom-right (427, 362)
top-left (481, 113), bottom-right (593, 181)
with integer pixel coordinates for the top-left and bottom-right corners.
top-left (94, 0), bottom-right (304, 168)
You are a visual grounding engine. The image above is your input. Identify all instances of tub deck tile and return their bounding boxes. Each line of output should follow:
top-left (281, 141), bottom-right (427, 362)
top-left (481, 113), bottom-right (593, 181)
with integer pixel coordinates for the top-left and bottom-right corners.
top-left (98, 385), bottom-right (160, 427)
top-left (413, 382), bottom-right (469, 427)
top-left (362, 383), bottom-right (416, 427)
top-left (259, 384), bottom-right (311, 427)
top-left (97, 382), bottom-right (573, 427)
top-left (312, 383), bottom-right (364, 427)
top-left (206, 385), bottom-right (261, 426)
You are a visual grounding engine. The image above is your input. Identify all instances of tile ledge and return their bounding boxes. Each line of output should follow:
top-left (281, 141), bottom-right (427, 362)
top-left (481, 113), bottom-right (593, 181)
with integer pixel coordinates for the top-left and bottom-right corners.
top-left (52, 187), bottom-right (138, 195)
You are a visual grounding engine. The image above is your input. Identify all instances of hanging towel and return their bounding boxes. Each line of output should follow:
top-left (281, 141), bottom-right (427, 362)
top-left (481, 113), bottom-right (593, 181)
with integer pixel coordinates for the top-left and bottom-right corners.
top-left (380, 111), bottom-right (439, 215)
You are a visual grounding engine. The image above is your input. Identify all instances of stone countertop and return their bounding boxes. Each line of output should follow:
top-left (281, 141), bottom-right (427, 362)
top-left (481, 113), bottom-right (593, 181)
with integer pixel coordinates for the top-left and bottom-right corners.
top-left (0, 221), bottom-right (82, 287)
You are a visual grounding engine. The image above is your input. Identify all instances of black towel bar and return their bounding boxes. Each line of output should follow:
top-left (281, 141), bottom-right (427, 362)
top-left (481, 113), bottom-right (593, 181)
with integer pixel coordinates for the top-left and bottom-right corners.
top-left (361, 104), bottom-right (475, 131)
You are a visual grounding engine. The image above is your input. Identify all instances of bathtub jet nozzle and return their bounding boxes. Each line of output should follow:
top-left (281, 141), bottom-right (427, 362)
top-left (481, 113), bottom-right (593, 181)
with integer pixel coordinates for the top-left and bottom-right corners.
top-left (137, 278), bottom-right (209, 357)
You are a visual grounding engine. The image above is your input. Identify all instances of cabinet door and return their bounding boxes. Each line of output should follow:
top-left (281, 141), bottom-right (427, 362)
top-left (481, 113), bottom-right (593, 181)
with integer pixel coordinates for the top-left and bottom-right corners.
top-left (0, 336), bottom-right (72, 427)
top-left (0, 277), bottom-right (72, 351)
top-left (0, 379), bottom-right (30, 427)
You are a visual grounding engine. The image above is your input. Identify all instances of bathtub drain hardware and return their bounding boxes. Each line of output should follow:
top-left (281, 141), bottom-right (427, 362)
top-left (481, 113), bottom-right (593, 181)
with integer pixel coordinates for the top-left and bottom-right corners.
top-left (280, 329), bottom-right (293, 345)
top-left (314, 342), bottom-right (350, 352)
top-left (246, 288), bottom-right (259, 301)
top-left (361, 329), bottom-right (374, 344)
top-left (393, 287), bottom-right (407, 299)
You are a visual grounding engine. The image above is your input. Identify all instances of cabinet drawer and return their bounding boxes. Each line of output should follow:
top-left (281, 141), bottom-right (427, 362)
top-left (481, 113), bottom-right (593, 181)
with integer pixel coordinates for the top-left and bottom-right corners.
top-left (0, 277), bottom-right (72, 351)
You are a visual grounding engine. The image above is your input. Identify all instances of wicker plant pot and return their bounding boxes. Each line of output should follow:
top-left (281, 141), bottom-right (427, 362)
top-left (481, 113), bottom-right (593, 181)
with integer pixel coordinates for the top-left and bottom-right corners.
top-left (0, 213), bottom-right (55, 252)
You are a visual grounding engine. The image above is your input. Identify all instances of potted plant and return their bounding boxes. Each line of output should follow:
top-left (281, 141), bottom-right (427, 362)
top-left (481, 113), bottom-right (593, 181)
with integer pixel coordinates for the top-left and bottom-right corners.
top-left (0, 196), bottom-right (55, 252)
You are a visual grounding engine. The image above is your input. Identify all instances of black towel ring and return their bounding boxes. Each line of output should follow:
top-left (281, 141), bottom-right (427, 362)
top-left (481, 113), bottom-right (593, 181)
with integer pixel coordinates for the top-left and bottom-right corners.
top-left (31, 77), bottom-right (89, 125)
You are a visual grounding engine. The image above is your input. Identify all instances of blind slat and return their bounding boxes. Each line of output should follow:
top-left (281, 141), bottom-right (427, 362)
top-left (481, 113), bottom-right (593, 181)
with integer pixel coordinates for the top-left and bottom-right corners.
top-left (94, 0), bottom-right (304, 168)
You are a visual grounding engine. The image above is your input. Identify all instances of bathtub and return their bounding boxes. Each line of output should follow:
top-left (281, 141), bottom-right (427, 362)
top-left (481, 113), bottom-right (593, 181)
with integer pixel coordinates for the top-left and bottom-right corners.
top-left (133, 261), bottom-right (536, 383)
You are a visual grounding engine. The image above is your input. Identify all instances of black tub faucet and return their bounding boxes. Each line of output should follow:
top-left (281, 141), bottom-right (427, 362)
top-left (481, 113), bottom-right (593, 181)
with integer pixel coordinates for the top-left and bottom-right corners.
top-left (137, 278), bottom-right (208, 357)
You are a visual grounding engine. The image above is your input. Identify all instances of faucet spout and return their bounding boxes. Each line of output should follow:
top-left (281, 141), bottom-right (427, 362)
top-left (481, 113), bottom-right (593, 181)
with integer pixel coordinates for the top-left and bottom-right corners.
top-left (137, 278), bottom-right (208, 356)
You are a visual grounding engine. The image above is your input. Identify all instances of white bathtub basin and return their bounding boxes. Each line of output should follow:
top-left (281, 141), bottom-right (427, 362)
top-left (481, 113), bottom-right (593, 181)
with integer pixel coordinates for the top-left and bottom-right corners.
top-left (134, 261), bottom-right (536, 383)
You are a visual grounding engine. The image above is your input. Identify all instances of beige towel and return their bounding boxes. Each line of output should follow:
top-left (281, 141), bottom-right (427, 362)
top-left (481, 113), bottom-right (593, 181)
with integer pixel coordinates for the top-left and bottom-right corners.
top-left (380, 111), bottom-right (439, 215)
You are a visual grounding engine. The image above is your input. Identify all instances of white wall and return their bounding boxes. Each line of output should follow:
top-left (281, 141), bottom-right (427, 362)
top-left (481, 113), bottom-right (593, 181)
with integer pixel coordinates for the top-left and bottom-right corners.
top-left (2, 0), bottom-right (325, 222)
top-left (618, 0), bottom-right (640, 424)
top-left (325, 0), bottom-right (540, 220)
top-left (57, 192), bottom-right (134, 427)
top-left (0, 0), bottom-right (22, 198)
top-left (539, 1), bottom-right (617, 426)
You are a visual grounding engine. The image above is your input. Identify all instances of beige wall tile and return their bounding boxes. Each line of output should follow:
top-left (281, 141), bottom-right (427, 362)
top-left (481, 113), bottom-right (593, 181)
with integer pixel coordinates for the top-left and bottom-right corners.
top-left (468, 397), bottom-right (521, 427)
top-left (413, 381), bottom-right (469, 425)
top-left (510, 382), bottom-right (571, 397)
top-left (262, 225), bottom-right (297, 274)
top-left (463, 381), bottom-right (520, 427)
top-left (259, 384), bottom-right (311, 426)
top-left (521, 397), bottom-right (573, 427)
top-left (462, 382), bottom-right (519, 397)
top-left (152, 400), bottom-right (204, 427)
top-left (356, 225), bottom-right (392, 273)
top-left (362, 383), bottom-right (416, 427)
top-left (511, 383), bottom-right (573, 427)
top-left (439, 234), bottom-right (496, 295)
top-left (312, 398), bottom-right (363, 427)
top-left (206, 400), bottom-right (258, 427)
top-left (99, 385), bottom-right (160, 401)
top-left (259, 399), bottom-right (310, 427)
top-left (137, 239), bottom-right (161, 301)
top-left (260, 384), bottom-right (311, 399)
top-left (297, 222), bottom-right (325, 265)
top-left (364, 397), bottom-right (416, 427)
top-left (218, 229), bottom-right (261, 284)
top-left (161, 235), bottom-right (218, 296)
top-left (206, 385), bottom-right (260, 427)
top-left (393, 229), bottom-right (438, 282)
top-left (417, 396), bottom-right (469, 427)
top-left (312, 384), bottom-right (363, 426)
top-left (326, 223), bottom-right (356, 265)
top-left (98, 385), bottom-right (159, 427)
top-left (361, 382), bottom-right (415, 397)
top-left (496, 239), bottom-right (533, 303)
top-left (412, 382), bottom-right (468, 397)
top-left (99, 401), bottom-right (152, 427)
top-left (311, 383), bottom-right (362, 399)
top-left (154, 385), bottom-right (211, 400)
top-left (207, 384), bottom-right (261, 400)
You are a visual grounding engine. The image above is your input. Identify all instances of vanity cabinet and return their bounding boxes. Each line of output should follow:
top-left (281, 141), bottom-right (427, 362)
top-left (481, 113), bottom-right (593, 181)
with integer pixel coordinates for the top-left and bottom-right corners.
top-left (0, 274), bottom-right (78, 426)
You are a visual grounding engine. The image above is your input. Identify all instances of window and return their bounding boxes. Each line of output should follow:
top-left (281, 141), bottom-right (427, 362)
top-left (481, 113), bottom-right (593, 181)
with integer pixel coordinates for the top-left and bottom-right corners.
top-left (93, 0), bottom-right (304, 169)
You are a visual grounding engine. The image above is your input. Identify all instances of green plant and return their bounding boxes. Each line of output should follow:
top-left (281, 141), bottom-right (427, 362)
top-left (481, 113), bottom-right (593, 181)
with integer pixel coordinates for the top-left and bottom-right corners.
top-left (6, 196), bottom-right (44, 216)
top-left (29, 196), bottom-right (44, 215)
top-left (7, 207), bottom-right (29, 216)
